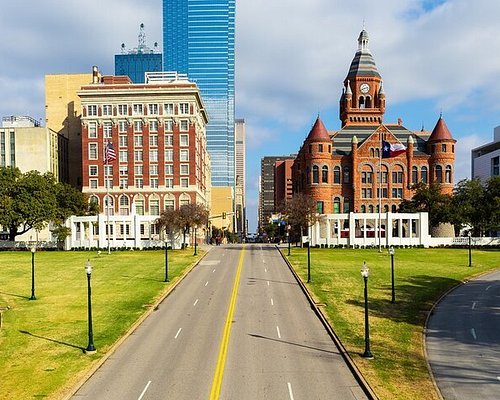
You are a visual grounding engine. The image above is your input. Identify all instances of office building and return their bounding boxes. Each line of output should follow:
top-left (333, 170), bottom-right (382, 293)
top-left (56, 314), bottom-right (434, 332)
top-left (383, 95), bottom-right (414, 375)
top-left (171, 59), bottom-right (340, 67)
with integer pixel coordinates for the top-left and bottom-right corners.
top-left (235, 118), bottom-right (246, 235)
top-left (274, 159), bottom-right (294, 210)
top-left (259, 155), bottom-right (295, 230)
top-left (78, 69), bottom-right (211, 224)
top-left (162, 0), bottom-right (235, 187)
top-left (45, 73), bottom-right (93, 188)
top-left (471, 126), bottom-right (500, 180)
top-left (115, 24), bottom-right (162, 84)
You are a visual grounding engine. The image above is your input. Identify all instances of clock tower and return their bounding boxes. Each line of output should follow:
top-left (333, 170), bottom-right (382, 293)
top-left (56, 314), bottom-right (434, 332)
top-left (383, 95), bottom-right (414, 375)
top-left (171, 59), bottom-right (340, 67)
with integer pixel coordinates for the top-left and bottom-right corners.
top-left (340, 30), bottom-right (386, 127)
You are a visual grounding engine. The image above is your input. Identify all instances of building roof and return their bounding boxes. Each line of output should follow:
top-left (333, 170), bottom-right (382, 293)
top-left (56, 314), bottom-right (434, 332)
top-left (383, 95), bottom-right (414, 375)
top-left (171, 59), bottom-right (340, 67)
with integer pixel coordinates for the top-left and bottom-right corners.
top-left (330, 124), bottom-right (429, 156)
top-left (306, 117), bottom-right (330, 142)
top-left (428, 116), bottom-right (455, 142)
top-left (346, 30), bottom-right (381, 79)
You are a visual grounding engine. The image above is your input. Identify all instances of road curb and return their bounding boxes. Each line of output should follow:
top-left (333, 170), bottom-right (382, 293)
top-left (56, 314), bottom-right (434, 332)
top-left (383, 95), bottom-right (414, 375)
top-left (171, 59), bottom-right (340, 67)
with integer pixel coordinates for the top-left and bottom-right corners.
top-left (61, 247), bottom-right (212, 400)
top-left (423, 267), bottom-right (500, 400)
top-left (276, 245), bottom-right (378, 400)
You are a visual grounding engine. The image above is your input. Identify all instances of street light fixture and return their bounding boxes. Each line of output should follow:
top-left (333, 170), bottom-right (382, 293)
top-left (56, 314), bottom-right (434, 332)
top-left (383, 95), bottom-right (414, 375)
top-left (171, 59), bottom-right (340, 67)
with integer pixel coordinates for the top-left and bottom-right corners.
top-left (85, 259), bottom-right (96, 354)
top-left (287, 224), bottom-right (291, 256)
top-left (361, 261), bottom-right (373, 359)
top-left (468, 231), bottom-right (472, 267)
top-left (30, 246), bottom-right (36, 300)
top-left (389, 246), bottom-right (395, 304)
top-left (193, 226), bottom-right (198, 256)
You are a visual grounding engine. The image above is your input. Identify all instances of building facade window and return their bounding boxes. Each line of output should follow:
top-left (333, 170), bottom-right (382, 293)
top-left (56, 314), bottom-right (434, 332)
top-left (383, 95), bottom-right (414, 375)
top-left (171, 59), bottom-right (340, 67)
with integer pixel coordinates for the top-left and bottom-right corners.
top-left (180, 120), bottom-right (189, 131)
top-left (135, 199), bottom-right (144, 215)
top-left (179, 103), bottom-right (189, 114)
top-left (491, 156), bottom-right (499, 176)
top-left (312, 165), bottom-right (319, 184)
top-left (343, 166), bottom-right (350, 183)
top-left (149, 104), bottom-right (159, 115)
top-left (316, 201), bottom-right (324, 214)
top-left (180, 134), bottom-right (189, 146)
top-left (333, 197), bottom-right (340, 213)
top-left (445, 165), bottom-right (452, 183)
top-left (333, 166), bottom-right (341, 184)
top-left (412, 166), bottom-right (418, 184)
top-left (117, 104), bottom-right (128, 115)
top-left (88, 122), bottom-right (97, 138)
top-left (133, 104), bottom-right (143, 115)
top-left (149, 120), bottom-right (158, 132)
top-left (322, 166), bottom-right (328, 183)
top-left (180, 178), bottom-right (189, 188)
top-left (343, 197), bottom-right (350, 213)
top-left (119, 150), bottom-right (128, 162)
top-left (164, 103), bottom-right (174, 115)
top-left (102, 105), bottom-right (112, 116)
top-left (180, 164), bottom-right (189, 175)
top-left (134, 121), bottom-right (143, 133)
top-left (103, 122), bottom-right (112, 139)
top-left (118, 121), bottom-right (127, 133)
top-left (165, 134), bottom-right (173, 146)
top-left (165, 149), bottom-right (173, 162)
top-left (165, 164), bottom-right (173, 175)
top-left (87, 105), bottom-right (97, 116)
top-left (180, 149), bottom-right (189, 161)
top-left (421, 166), bottom-right (428, 183)
top-left (88, 143), bottom-right (98, 160)
top-left (150, 199), bottom-right (160, 215)
top-left (435, 165), bottom-right (443, 183)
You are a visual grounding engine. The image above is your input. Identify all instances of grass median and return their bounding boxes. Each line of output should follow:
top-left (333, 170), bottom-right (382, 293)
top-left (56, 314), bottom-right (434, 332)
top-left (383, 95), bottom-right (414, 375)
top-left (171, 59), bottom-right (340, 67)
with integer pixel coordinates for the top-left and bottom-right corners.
top-left (286, 246), bottom-right (500, 400)
top-left (0, 248), bottom-right (204, 400)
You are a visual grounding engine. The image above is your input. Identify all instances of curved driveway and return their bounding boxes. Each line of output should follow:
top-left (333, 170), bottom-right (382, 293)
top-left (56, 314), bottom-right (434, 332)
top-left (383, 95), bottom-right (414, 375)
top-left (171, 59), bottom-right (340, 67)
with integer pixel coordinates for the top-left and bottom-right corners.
top-left (426, 269), bottom-right (500, 400)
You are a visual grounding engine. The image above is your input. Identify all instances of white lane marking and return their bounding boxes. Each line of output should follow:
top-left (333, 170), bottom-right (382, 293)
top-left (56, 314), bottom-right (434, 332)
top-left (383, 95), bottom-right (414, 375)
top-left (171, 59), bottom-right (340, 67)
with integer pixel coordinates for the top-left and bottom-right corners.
top-left (199, 260), bottom-right (220, 266)
top-left (193, 299), bottom-right (199, 306)
top-left (472, 301), bottom-right (476, 310)
top-left (271, 298), bottom-right (274, 306)
top-left (175, 328), bottom-right (182, 339)
top-left (497, 376), bottom-right (500, 381)
top-left (486, 285), bottom-right (492, 291)
top-left (471, 328), bottom-right (477, 340)
top-left (277, 326), bottom-right (281, 339)
top-left (267, 281), bottom-right (270, 286)
top-left (213, 268), bottom-right (216, 273)
top-left (205, 281), bottom-right (209, 286)
top-left (137, 380), bottom-right (151, 400)
top-left (287, 382), bottom-right (295, 400)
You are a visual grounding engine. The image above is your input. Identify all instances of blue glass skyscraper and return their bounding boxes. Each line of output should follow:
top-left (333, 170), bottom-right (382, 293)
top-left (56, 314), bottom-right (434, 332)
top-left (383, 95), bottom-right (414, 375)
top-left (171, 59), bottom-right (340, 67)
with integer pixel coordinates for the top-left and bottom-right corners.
top-left (163, 0), bottom-right (235, 187)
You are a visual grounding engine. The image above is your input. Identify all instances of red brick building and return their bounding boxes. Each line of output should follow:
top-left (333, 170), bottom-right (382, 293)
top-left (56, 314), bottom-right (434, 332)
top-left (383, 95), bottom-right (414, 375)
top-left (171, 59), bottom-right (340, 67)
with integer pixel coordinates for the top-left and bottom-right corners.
top-left (292, 30), bottom-right (456, 214)
top-left (79, 69), bottom-right (210, 217)
top-left (274, 159), bottom-right (294, 209)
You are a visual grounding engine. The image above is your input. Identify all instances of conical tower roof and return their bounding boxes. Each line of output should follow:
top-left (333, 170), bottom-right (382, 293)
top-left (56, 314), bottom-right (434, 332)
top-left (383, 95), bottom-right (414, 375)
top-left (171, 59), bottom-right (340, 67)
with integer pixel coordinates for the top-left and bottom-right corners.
top-left (429, 116), bottom-right (455, 142)
top-left (306, 117), bottom-right (330, 142)
top-left (346, 30), bottom-right (381, 79)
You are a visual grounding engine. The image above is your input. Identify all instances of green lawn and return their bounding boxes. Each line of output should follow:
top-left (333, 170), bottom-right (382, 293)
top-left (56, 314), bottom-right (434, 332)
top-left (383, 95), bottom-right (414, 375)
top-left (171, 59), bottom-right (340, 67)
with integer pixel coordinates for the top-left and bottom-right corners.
top-left (0, 248), bottom-right (204, 400)
top-left (286, 246), bottom-right (500, 400)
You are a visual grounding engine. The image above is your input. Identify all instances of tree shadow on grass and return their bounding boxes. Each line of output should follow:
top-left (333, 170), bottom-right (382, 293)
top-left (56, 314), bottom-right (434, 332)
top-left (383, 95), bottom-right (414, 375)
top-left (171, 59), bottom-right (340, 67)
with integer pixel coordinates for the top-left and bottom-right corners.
top-left (346, 275), bottom-right (462, 326)
top-left (19, 330), bottom-right (85, 352)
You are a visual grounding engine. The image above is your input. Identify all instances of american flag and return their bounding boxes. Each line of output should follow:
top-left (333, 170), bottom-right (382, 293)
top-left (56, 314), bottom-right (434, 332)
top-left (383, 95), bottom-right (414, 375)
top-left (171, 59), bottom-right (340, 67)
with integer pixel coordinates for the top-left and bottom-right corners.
top-left (104, 142), bottom-right (116, 164)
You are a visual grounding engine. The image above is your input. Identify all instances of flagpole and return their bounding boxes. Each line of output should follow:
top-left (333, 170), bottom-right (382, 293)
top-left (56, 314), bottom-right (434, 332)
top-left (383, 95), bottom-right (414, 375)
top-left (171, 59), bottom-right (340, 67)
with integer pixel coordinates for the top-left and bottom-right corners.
top-left (105, 142), bottom-right (111, 255)
top-left (378, 133), bottom-right (382, 253)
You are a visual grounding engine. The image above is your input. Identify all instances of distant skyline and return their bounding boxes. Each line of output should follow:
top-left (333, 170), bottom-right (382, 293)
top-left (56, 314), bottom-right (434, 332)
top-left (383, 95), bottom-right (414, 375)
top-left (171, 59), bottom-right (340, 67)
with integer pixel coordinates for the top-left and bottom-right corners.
top-left (0, 0), bottom-right (499, 232)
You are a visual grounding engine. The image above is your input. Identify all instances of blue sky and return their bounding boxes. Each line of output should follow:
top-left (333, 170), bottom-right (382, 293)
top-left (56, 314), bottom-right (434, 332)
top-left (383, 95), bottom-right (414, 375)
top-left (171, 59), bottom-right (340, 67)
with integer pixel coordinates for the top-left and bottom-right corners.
top-left (0, 0), bottom-right (499, 233)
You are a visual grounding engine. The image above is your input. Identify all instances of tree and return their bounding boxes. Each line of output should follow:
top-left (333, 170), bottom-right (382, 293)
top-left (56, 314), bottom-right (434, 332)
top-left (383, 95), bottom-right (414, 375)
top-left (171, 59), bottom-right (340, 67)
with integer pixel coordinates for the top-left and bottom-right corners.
top-left (0, 167), bottom-right (93, 241)
top-left (280, 193), bottom-right (319, 247)
top-left (156, 203), bottom-right (209, 248)
top-left (398, 182), bottom-right (452, 228)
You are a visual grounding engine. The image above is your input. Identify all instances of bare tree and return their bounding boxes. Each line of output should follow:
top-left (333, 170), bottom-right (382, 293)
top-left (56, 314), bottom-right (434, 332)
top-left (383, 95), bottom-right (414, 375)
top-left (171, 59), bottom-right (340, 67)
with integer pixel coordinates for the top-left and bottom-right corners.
top-left (281, 193), bottom-right (318, 247)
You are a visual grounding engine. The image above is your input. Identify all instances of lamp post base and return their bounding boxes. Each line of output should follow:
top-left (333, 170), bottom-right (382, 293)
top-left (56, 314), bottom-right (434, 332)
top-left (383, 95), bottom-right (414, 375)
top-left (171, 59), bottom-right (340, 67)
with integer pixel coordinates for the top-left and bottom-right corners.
top-left (84, 348), bottom-right (97, 355)
top-left (362, 350), bottom-right (374, 359)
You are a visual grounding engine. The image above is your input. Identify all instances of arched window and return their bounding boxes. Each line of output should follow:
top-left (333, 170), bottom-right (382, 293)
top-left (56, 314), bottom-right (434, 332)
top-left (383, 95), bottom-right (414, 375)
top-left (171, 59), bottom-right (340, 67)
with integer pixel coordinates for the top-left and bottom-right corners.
top-left (322, 165), bottom-right (328, 183)
top-left (179, 194), bottom-right (191, 207)
top-left (361, 205), bottom-right (366, 213)
top-left (392, 165), bottom-right (404, 184)
top-left (89, 195), bottom-right (99, 206)
top-left (361, 166), bottom-right (373, 184)
top-left (343, 197), bottom-right (350, 213)
top-left (421, 166), bottom-right (428, 183)
top-left (383, 204), bottom-right (389, 212)
top-left (119, 195), bottom-right (129, 216)
top-left (312, 165), bottom-right (319, 183)
top-left (435, 165), bottom-right (443, 183)
top-left (164, 195), bottom-right (175, 211)
top-left (412, 166), bottom-right (418, 184)
top-left (104, 195), bottom-right (114, 216)
top-left (333, 166), bottom-right (341, 184)
top-left (392, 205), bottom-right (397, 212)
top-left (333, 197), bottom-right (341, 213)
top-left (370, 148), bottom-right (374, 157)
top-left (365, 96), bottom-right (372, 108)
top-left (343, 166), bottom-right (350, 183)
top-left (368, 205), bottom-right (374, 213)
top-left (445, 165), bottom-right (452, 183)
top-left (375, 148), bottom-right (380, 158)
top-left (359, 96), bottom-right (365, 109)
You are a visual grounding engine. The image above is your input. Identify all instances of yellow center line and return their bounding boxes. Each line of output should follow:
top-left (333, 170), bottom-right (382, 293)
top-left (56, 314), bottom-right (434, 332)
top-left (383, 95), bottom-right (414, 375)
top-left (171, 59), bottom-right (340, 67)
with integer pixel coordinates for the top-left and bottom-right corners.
top-left (209, 246), bottom-right (245, 400)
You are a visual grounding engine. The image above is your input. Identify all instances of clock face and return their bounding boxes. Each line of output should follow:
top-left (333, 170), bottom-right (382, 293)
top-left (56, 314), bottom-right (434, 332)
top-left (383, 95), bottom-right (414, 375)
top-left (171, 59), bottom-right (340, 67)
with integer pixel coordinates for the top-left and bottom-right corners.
top-left (360, 83), bottom-right (370, 93)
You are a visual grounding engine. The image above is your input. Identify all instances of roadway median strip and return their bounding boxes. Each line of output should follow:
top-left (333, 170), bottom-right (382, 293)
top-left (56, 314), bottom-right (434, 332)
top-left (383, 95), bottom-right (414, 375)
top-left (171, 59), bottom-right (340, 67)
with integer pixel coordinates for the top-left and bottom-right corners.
top-left (209, 246), bottom-right (245, 400)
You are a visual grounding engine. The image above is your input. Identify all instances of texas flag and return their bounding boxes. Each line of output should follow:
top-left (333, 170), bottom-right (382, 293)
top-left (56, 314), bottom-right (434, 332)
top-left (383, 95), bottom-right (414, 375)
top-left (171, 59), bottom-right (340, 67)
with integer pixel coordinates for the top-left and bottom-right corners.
top-left (382, 140), bottom-right (406, 158)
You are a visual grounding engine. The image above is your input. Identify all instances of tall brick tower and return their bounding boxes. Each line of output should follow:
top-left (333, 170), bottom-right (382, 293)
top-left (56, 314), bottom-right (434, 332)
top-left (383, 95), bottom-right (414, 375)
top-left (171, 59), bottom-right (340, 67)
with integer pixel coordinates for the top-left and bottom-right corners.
top-left (427, 116), bottom-right (456, 195)
top-left (340, 30), bottom-right (386, 127)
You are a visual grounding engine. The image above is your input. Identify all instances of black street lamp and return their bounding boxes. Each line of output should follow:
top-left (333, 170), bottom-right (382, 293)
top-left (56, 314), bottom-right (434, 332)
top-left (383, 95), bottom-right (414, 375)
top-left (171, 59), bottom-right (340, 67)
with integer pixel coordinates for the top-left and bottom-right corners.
top-left (194, 227), bottom-right (198, 256)
top-left (164, 238), bottom-right (169, 282)
top-left (389, 246), bottom-right (395, 304)
top-left (287, 225), bottom-right (291, 256)
top-left (468, 231), bottom-right (472, 267)
top-left (85, 259), bottom-right (96, 354)
top-left (361, 261), bottom-right (373, 359)
top-left (307, 227), bottom-right (311, 283)
top-left (30, 246), bottom-right (36, 300)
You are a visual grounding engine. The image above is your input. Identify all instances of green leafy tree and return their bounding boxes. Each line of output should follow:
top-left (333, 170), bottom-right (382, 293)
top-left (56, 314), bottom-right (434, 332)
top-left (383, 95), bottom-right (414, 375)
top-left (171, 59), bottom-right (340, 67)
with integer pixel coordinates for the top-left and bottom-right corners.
top-left (0, 167), bottom-right (93, 241)
top-left (398, 182), bottom-right (452, 228)
top-left (484, 176), bottom-right (500, 233)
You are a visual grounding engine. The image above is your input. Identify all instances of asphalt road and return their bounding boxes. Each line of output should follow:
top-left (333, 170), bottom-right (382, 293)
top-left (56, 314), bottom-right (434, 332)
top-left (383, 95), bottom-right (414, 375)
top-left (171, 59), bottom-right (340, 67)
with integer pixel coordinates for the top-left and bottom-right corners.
top-left (72, 244), bottom-right (366, 400)
top-left (426, 269), bottom-right (500, 400)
